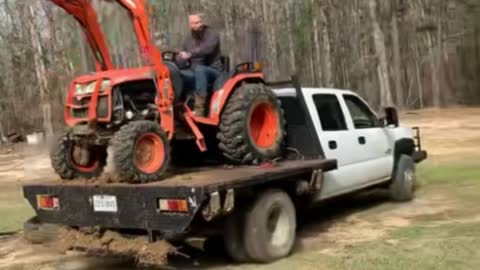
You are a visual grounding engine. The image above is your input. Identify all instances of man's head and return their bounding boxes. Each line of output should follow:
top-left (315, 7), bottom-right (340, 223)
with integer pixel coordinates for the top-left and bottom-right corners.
top-left (188, 13), bottom-right (205, 35)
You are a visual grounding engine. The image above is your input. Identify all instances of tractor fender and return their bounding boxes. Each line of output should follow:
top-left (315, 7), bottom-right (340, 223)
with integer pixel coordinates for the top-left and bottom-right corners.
top-left (208, 73), bottom-right (264, 121)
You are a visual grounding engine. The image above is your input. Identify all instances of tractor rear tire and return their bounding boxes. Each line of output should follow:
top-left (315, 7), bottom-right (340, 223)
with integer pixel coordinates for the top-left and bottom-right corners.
top-left (218, 83), bottom-right (285, 164)
top-left (50, 134), bottom-right (107, 180)
top-left (111, 121), bottom-right (170, 183)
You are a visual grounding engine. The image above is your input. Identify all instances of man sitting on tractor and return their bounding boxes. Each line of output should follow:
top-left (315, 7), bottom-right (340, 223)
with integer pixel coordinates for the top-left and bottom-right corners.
top-left (176, 12), bottom-right (222, 116)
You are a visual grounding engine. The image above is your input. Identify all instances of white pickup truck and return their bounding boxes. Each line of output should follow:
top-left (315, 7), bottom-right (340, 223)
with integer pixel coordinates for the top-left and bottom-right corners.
top-left (275, 86), bottom-right (424, 202)
top-left (22, 79), bottom-right (427, 265)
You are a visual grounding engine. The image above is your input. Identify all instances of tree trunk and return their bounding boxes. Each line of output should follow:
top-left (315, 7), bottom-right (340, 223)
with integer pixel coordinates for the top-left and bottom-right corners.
top-left (0, 121), bottom-right (6, 144)
top-left (285, 0), bottom-right (296, 75)
top-left (427, 31), bottom-right (441, 108)
top-left (311, 0), bottom-right (321, 85)
top-left (391, 3), bottom-right (404, 108)
top-left (414, 43), bottom-right (424, 109)
top-left (262, 0), bottom-right (279, 80)
top-left (319, 3), bottom-right (333, 87)
top-left (27, 4), bottom-right (54, 138)
top-left (368, 0), bottom-right (393, 107)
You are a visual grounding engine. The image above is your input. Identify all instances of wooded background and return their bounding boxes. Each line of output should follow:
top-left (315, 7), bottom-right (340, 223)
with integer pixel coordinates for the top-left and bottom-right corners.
top-left (0, 0), bottom-right (479, 138)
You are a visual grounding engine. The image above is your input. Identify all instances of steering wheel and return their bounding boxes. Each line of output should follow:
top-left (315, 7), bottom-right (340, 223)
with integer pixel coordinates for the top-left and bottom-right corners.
top-left (162, 51), bottom-right (179, 62)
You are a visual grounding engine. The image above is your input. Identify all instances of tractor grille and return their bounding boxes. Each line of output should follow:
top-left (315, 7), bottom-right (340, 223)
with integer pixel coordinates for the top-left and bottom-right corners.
top-left (71, 108), bottom-right (88, 119)
top-left (73, 96), bottom-right (90, 105)
top-left (70, 95), bottom-right (109, 120)
top-left (71, 96), bottom-right (91, 119)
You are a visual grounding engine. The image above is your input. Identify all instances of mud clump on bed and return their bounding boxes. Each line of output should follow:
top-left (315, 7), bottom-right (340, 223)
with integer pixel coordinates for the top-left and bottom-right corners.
top-left (55, 227), bottom-right (174, 266)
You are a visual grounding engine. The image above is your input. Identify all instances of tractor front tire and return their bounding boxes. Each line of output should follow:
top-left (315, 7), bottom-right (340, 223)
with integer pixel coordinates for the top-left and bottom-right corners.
top-left (50, 134), bottom-right (106, 180)
top-left (111, 121), bottom-right (170, 183)
top-left (218, 83), bottom-right (285, 164)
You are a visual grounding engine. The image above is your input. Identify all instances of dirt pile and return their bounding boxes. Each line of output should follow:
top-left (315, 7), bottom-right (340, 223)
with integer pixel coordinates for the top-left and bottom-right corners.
top-left (55, 228), bottom-right (174, 266)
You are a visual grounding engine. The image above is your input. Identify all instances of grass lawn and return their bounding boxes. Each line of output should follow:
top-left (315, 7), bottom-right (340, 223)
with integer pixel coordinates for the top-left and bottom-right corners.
top-left (219, 160), bottom-right (480, 270)
top-left (0, 184), bottom-right (34, 233)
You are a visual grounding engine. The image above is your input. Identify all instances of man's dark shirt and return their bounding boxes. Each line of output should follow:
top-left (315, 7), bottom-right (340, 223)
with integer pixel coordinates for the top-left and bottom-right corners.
top-left (182, 26), bottom-right (222, 71)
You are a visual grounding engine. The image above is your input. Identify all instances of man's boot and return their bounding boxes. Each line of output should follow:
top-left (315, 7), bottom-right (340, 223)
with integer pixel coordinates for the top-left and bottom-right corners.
top-left (193, 95), bottom-right (207, 117)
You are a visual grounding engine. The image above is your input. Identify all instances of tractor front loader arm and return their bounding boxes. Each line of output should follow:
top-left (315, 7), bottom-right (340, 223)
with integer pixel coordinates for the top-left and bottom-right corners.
top-left (117, 0), bottom-right (175, 138)
top-left (49, 0), bottom-right (113, 71)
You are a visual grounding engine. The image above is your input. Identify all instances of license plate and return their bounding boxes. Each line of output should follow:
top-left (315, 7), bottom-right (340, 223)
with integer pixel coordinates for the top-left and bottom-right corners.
top-left (93, 195), bottom-right (118, 213)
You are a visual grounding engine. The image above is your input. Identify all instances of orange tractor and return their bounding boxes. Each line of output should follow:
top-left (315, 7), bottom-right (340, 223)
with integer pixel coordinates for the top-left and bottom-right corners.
top-left (49, 0), bottom-right (286, 183)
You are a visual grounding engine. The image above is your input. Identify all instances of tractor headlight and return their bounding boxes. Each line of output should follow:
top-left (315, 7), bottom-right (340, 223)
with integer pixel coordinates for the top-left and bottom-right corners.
top-left (74, 81), bottom-right (96, 95)
top-left (74, 80), bottom-right (110, 95)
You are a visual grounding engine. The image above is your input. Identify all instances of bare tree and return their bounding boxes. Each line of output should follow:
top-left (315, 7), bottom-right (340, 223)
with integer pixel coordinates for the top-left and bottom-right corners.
top-left (368, 0), bottom-right (393, 107)
top-left (26, 3), bottom-right (54, 138)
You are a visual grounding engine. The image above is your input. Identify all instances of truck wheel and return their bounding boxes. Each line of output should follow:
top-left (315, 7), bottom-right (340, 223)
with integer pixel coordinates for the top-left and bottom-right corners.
top-left (224, 210), bottom-right (250, 263)
top-left (111, 121), bottom-right (170, 183)
top-left (389, 155), bottom-right (416, 202)
top-left (218, 83), bottom-right (285, 164)
top-left (23, 216), bottom-right (61, 244)
top-left (51, 134), bottom-right (106, 180)
top-left (243, 190), bottom-right (296, 263)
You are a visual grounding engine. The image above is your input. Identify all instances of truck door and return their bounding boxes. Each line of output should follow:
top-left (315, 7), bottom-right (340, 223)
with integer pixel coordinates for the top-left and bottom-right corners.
top-left (340, 94), bottom-right (394, 180)
top-left (303, 91), bottom-right (370, 197)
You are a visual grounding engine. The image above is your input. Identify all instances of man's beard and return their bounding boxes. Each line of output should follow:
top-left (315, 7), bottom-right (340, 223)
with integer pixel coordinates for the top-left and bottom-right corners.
top-left (192, 26), bottom-right (205, 40)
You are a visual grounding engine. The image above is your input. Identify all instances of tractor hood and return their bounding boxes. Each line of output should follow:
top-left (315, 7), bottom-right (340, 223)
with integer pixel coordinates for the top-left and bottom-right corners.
top-left (72, 67), bottom-right (155, 85)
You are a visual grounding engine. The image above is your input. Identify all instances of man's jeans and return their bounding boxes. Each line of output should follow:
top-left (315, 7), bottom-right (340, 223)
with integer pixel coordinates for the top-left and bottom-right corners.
top-left (180, 65), bottom-right (221, 97)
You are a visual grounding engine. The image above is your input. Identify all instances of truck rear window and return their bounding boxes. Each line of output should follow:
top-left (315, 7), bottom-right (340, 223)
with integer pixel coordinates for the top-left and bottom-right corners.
top-left (313, 94), bottom-right (347, 131)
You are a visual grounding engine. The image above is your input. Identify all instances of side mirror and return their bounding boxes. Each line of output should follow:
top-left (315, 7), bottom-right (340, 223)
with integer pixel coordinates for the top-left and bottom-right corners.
top-left (384, 107), bottom-right (399, 127)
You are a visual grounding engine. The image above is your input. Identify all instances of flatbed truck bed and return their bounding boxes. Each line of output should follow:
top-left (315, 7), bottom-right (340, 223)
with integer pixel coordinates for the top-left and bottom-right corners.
top-left (23, 158), bottom-right (337, 239)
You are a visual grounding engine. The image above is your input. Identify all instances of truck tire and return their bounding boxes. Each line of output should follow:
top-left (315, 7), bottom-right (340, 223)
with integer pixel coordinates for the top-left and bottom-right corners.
top-left (243, 190), bottom-right (296, 263)
top-left (389, 155), bottom-right (416, 202)
top-left (111, 121), bottom-right (170, 183)
top-left (224, 210), bottom-right (250, 263)
top-left (218, 83), bottom-right (285, 164)
top-left (51, 134), bottom-right (106, 180)
top-left (23, 216), bottom-right (61, 244)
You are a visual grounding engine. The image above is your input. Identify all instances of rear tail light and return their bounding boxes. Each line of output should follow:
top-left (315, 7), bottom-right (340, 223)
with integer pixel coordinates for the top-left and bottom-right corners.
top-left (158, 199), bottom-right (188, 213)
top-left (36, 195), bottom-right (60, 210)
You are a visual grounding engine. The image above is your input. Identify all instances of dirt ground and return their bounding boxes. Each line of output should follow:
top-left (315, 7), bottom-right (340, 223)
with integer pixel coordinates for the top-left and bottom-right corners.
top-left (0, 107), bottom-right (479, 270)
top-left (400, 107), bottom-right (480, 161)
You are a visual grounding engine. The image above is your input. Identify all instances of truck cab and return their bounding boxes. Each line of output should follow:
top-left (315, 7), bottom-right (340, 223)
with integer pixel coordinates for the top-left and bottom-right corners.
top-left (275, 87), bottom-right (425, 201)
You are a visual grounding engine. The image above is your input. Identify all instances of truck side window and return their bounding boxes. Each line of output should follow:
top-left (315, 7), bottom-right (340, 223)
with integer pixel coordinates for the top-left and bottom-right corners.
top-left (312, 94), bottom-right (347, 131)
top-left (343, 95), bottom-right (379, 129)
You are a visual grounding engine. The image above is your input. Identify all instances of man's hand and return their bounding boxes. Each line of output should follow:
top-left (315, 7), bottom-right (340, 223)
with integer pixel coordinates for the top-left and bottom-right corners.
top-left (178, 51), bottom-right (192, 60)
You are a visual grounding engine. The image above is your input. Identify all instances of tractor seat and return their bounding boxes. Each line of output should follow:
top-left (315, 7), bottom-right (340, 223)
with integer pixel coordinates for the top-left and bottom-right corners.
top-left (211, 72), bottom-right (231, 91)
top-left (210, 55), bottom-right (231, 92)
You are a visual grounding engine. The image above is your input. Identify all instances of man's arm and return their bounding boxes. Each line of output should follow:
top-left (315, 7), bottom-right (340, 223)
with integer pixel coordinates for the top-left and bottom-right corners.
top-left (189, 30), bottom-right (220, 58)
